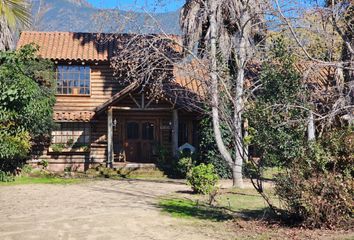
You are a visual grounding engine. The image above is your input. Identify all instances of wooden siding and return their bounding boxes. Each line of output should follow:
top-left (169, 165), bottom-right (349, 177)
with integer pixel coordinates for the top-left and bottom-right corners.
top-left (32, 63), bottom-right (201, 171)
top-left (54, 64), bottom-right (125, 112)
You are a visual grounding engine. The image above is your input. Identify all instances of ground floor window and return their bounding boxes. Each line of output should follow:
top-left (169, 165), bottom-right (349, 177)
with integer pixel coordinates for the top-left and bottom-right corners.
top-left (178, 122), bottom-right (189, 146)
top-left (52, 122), bottom-right (90, 147)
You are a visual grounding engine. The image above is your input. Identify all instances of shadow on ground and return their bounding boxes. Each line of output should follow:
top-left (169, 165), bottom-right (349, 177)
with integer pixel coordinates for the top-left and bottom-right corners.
top-left (157, 198), bottom-right (233, 221)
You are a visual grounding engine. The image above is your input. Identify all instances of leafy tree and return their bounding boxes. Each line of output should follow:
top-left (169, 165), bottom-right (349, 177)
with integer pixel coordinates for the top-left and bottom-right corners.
top-left (0, 44), bottom-right (56, 171)
top-left (246, 38), bottom-right (308, 169)
top-left (243, 37), bottom-right (309, 212)
top-left (246, 38), bottom-right (353, 228)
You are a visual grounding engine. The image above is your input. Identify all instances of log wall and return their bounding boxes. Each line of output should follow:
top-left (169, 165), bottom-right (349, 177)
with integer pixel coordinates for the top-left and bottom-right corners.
top-left (31, 63), bottom-right (200, 172)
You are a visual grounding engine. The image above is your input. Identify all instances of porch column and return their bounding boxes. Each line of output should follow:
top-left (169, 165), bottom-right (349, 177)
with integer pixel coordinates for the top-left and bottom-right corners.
top-left (172, 109), bottom-right (179, 157)
top-left (307, 110), bottom-right (315, 141)
top-left (107, 107), bottom-right (114, 168)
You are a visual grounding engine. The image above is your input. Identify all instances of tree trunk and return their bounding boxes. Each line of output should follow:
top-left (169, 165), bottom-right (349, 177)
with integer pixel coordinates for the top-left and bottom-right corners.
top-left (0, 17), bottom-right (14, 51)
top-left (208, 0), bottom-right (235, 179)
top-left (232, 163), bottom-right (243, 187)
top-left (233, 65), bottom-right (245, 188)
top-left (231, 7), bottom-right (253, 188)
top-left (307, 110), bottom-right (316, 141)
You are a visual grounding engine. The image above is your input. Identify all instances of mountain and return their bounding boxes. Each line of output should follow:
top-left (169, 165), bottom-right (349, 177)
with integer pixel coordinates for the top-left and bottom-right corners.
top-left (29, 0), bottom-right (181, 34)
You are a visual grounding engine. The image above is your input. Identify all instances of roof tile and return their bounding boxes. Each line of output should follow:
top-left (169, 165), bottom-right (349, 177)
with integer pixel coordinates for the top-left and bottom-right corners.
top-left (17, 31), bottom-right (117, 62)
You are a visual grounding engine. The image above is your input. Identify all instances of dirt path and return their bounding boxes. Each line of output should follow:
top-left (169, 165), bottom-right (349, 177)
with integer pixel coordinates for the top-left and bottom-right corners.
top-left (0, 179), bottom-right (232, 240)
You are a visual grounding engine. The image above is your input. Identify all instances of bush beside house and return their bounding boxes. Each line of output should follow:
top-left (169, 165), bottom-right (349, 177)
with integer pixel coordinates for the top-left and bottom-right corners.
top-left (0, 45), bottom-right (56, 179)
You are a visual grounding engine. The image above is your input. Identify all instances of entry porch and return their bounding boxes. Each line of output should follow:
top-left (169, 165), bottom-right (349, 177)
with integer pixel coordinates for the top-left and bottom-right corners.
top-left (95, 84), bottom-right (200, 167)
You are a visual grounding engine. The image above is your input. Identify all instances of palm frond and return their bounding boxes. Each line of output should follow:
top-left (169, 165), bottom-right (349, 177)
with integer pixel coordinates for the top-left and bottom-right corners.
top-left (0, 0), bottom-right (31, 28)
top-left (180, 0), bottom-right (266, 60)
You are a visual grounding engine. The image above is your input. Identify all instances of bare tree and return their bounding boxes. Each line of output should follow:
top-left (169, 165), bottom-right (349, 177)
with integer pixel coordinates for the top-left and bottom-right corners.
top-left (273, 0), bottom-right (354, 131)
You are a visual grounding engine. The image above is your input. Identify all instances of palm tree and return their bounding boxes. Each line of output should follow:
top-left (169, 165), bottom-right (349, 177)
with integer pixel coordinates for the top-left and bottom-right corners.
top-left (180, 0), bottom-right (266, 187)
top-left (0, 0), bottom-right (31, 50)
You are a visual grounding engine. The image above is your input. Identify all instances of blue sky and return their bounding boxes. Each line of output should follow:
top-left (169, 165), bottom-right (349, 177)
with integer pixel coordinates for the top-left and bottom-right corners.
top-left (87, 0), bottom-right (184, 12)
top-left (86, 0), bottom-right (326, 13)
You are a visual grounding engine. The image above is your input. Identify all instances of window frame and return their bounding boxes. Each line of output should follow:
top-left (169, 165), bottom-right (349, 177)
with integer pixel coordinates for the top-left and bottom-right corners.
top-left (178, 122), bottom-right (189, 146)
top-left (126, 122), bottom-right (140, 140)
top-left (142, 122), bottom-right (155, 140)
top-left (51, 122), bottom-right (91, 151)
top-left (55, 65), bottom-right (91, 96)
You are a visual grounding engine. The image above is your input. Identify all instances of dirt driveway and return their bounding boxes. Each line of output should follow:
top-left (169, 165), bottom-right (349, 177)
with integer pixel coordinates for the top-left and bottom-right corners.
top-left (0, 179), bottom-right (232, 240)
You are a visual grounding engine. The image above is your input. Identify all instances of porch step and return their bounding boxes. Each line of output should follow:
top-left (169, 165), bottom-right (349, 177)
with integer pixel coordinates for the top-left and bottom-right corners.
top-left (112, 162), bottom-right (156, 169)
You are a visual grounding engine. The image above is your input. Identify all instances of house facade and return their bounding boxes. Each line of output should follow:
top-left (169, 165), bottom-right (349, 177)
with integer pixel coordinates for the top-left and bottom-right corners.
top-left (17, 31), bottom-right (202, 171)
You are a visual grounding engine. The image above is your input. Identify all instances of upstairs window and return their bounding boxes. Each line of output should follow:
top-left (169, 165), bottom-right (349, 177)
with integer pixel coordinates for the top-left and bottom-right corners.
top-left (56, 65), bottom-right (90, 95)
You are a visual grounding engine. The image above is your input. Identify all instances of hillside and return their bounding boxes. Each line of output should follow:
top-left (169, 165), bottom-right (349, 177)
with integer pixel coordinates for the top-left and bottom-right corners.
top-left (29, 0), bottom-right (181, 34)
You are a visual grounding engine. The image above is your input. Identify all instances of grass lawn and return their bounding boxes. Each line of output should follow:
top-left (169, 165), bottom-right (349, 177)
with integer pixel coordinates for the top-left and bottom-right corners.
top-left (216, 187), bottom-right (278, 212)
top-left (0, 175), bottom-right (85, 186)
top-left (261, 167), bottom-right (283, 180)
top-left (159, 198), bottom-right (233, 221)
top-left (158, 187), bottom-right (275, 221)
top-left (158, 185), bottom-right (354, 240)
top-left (0, 167), bottom-right (167, 186)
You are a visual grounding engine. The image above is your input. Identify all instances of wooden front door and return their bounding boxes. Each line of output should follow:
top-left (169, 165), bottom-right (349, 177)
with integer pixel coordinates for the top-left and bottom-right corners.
top-left (125, 120), bottom-right (156, 162)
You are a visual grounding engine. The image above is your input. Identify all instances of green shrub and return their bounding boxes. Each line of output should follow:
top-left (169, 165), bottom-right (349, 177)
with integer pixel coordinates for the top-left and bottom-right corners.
top-left (275, 129), bottom-right (354, 229)
top-left (21, 164), bottom-right (33, 174)
top-left (187, 163), bottom-right (218, 194)
top-left (0, 170), bottom-right (14, 182)
top-left (176, 156), bottom-right (195, 178)
top-left (0, 45), bottom-right (56, 173)
top-left (39, 159), bottom-right (49, 168)
top-left (199, 117), bottom-right (232, 179)
top-left (156, 145), bottom-right (169, 165)
top-left (0, 130), bottom-right (31, 161)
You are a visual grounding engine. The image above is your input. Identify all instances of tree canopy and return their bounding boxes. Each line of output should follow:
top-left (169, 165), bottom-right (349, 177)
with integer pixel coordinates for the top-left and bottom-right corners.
top-left (0, 44), bottom-right (56, 170)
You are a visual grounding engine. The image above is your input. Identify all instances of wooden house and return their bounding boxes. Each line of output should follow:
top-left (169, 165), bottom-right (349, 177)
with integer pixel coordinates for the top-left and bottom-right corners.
top-left (17, 31), bottom-right (203, 171)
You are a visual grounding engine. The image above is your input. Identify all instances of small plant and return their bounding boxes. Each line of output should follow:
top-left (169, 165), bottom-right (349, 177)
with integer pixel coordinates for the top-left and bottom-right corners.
top-left (0, 170), bottom-right (15, 182)
top-left (39, 159), bottom-right (49, 169)
top-left (187, 163), bottom-right (219, 195)
top-left (64, 166), bottom-right (73, 173)
top-left (98, 166), bottom-right (117, 178)
top-left (81, 145), bottom-right (90, 152)
top-left (176, 156), bottom-right (195, 178)
top-left (51, 143), bottom-right (65, 153)
top-left (21, 164), bottom-right (33, 174)
top-left (66, 138), bottom-right (74, 147)
top-left (85, 168), bottom-right (99, 178)
top-left (156, 145), bottom-right (169, 166)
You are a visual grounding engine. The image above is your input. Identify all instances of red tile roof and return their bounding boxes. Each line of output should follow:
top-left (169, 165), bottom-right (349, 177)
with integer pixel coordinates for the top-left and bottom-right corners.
top-left (17, 31), bottom-right (117, 62)
top-left (17, 31), bottom-right (182, 62)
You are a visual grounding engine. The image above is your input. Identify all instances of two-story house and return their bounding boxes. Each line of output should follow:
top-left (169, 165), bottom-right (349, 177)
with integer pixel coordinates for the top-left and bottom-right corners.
top-left (17, 31), bottom-right (202, 171)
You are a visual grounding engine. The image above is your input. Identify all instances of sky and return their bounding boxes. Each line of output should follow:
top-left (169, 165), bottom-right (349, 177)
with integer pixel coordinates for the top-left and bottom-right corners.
top-left (86, 0), bottom-right (327, 13)
top-left (87, 0), bottom-right (184, 12)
